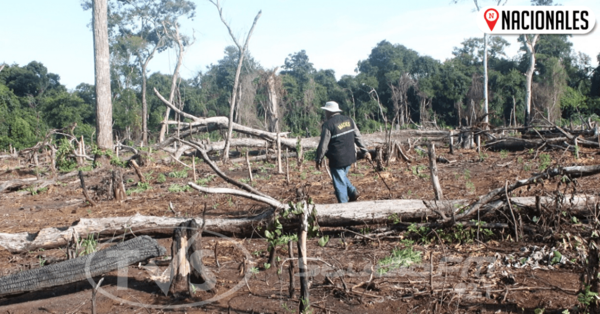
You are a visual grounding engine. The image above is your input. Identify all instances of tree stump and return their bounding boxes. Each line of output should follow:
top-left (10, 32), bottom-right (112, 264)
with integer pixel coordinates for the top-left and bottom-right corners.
top-left (169, 220), bottom-right (216, 297)
top-left (112, 169), bottom-right (126, 201)
top-left (375, 146), bottom-right (384, 171)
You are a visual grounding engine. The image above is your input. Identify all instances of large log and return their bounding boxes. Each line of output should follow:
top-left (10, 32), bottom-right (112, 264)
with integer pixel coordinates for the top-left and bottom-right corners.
top-left (0, 236), bottom-right (166, 297)
top-left (1, 195), bottom-right (597, 254)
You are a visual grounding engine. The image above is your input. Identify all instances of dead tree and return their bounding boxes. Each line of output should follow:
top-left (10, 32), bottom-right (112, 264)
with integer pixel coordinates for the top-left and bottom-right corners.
top-left (297, 201), bottom-right (310, 313)
top-left (427, 143), bottom-right (443, 200)
top-left (92, 0), bottom-right (113, 159)
top-left (209, 0), bottom-right (261, 163)
top-left (523, 34), bottom-right (539, 127)
top-left (112, 169), bottom-right (126, 201)
top-left (0, 236), bottom-right (165, 297)
top-left (79, 171), bottom-right (97, 206)
top-left (158, 22), bottom-right (193, 143)
top-left (169, 219), bottom-right (215, 297)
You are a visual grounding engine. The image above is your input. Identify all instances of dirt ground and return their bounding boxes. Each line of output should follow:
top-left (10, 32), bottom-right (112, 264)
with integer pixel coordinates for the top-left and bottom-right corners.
top-left (1, 144), bottom-right (599, 313)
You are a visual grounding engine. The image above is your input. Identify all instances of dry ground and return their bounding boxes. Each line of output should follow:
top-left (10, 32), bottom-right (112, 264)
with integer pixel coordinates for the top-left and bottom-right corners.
top-left (0, 144), bottom-right (599, 313)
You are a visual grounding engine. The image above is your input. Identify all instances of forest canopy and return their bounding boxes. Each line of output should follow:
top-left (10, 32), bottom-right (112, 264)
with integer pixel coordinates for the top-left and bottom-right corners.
top-left (1, 8), bottom-right (599, 150)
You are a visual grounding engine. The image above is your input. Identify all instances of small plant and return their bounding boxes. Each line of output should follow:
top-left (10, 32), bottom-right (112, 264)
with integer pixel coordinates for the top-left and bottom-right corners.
top-left (411, 165), bottom-right (428, 179)
top-left (407, 223), bottom-right (430, 243)
top-left (21, 186), bottom-right (49, 195)
top-left (77, 165), bottom-right (93, 172)
top-left (127, 182), bottom-right (152, 195)
top-left (280, 302), bottom-right (295, 314)
top-left (196, 174), bottom-right (216, 186)
top-left (263, 263), bottom-right (271, 270)
top-left (300, 172), bottom-right (307, 180)
top-left (168, 170), bottom-right (188, 178)
top-left (551, 250), bottom-right (563, 265)
top-left (249, 267), bottom-right (260, 276)
top-left (38, 256), bottom-right (46, 267)
top-left (143, 171), bottom-right (154, 182)
top-left (168, 184), bottom-right (190, 193)
top-left (463, 169), bottom-right (471, 180)
top-left (539, 153), bottom-right (552, 171)
top-left (78, 233), bottom-right (98, 256)
top-left (377, 246), bottom-right (422, 275)
top-left (304, 149), bottom-right (317, 161)
top-left (524, 163), bottom-right (532, 172)
top-left (56, 138), bottom-right (78, 172)
top-left (578, 285), bottom-right (598, 309)
top-left (156, 173), bottom-right (167, 183)
top-left (499, 150), bottom-right (509, 159)
top-left (465, 181), bottom-right (476, 194)
top-left (389, 213), bottom-right (401, 224)
top-left (318, 235), bottom-right (329, 247)
top-left (478, 151), bottom-right (489, 161)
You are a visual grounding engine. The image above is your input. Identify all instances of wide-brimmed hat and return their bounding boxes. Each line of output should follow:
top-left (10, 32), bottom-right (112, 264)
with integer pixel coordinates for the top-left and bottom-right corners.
top-left (320, 101), bottom-right (342, 113)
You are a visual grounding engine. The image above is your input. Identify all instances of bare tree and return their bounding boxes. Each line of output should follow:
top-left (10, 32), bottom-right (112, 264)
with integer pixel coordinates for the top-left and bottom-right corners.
top-left (158, 22), bottom-right (194, 143)
top-left (523, 34), bottom-right (539, 127)
top-left (265, 67), bottom-right (281, 132)
top-left (209, 0), bottom-right (261, 163)
top-left (389, 73), bottom-right (415, 127)
top-left (93, 0), bottom-right (114, 153)
top-left (140, 36), bottom-right (165, 146)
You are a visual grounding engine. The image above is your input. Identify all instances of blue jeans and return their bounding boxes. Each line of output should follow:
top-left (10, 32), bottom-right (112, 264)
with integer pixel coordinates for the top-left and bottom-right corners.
top-left (330, 165), bottom-right (357, 203)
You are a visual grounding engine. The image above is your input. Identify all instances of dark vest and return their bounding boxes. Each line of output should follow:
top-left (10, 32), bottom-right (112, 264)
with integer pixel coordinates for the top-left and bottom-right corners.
top-left (323, 114), bottom-right (356, 168)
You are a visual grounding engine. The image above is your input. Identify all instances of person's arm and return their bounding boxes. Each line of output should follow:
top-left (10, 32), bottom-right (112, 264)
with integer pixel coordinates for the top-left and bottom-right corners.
top-left (316, 126), bottom-right (331, 165)
top-left (353, 120), bottom-right (368, 153)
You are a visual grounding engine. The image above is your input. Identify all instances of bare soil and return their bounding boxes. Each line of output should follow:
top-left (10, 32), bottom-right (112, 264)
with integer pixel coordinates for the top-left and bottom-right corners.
top-left (1, 145), bottom-right (599, 313)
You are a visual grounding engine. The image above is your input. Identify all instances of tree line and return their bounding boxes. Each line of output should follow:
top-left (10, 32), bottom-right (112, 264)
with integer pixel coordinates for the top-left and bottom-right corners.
top-left (1, 0), bottom-right (600, 150)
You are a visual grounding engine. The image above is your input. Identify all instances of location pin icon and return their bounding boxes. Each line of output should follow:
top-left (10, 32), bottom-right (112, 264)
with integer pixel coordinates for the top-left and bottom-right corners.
top-left (484, 8), bottom-right (499, 31)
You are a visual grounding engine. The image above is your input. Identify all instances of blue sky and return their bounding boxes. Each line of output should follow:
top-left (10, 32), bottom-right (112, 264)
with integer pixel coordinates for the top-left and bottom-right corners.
top-left (1, 0), bottom-right (599, 90)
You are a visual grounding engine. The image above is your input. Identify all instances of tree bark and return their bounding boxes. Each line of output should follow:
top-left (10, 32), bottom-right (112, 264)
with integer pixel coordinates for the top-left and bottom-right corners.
top-left (0, 236), bottom-right (165, 297)
top-left (1, 195), bottom-right (598, 253)
top-left (159, 23), bottom-right (188, 143)
top-left (524, 34), bottom-right (539, 128)
top-left (92, 0), bottom-right (113, 151)
top-left (428, 143), bottom-right (443, 200)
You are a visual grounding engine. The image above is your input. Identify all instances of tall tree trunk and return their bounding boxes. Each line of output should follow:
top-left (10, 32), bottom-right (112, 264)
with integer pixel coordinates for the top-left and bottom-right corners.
top-left (524, 34), bottom-right (539, 128)
top-left (141, 65), bottom-right (148, 146)
top-left (267, 68), bottom-right (279, 133)
top-left (483, 33), bottom-right (489, 127)
top-left (140, 41), bottom-right (161, 146)
top-left (159, 23), bottom-right (187, 143)
top-left (93, 0), bottom-right (113, 152)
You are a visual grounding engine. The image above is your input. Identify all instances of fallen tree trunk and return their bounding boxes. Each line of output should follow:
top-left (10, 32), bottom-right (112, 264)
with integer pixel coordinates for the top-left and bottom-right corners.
top-left (1, 195), bottom-right (597, 254)
top-left (0, 236), bottom-right (166, 297)
top-left (153, 90), bottom-right (451, 151)
top-left (0, 169), bottom-right (97, 193)
top-left (451, 165), bottom-right (600, 222)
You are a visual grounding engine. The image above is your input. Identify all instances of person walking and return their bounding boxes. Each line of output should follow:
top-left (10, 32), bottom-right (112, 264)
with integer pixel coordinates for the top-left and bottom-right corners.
top-left (315, 101), bottom-right (371, 203)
